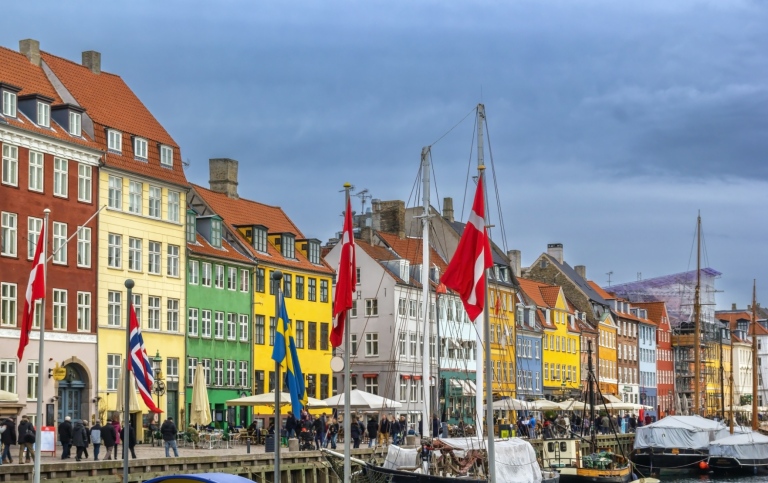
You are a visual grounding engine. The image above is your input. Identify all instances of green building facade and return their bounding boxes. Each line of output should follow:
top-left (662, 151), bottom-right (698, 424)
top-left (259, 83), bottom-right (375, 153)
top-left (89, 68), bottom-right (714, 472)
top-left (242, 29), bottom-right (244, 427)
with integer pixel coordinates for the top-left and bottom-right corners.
top-left (186, 212), bottom-right (255, 428)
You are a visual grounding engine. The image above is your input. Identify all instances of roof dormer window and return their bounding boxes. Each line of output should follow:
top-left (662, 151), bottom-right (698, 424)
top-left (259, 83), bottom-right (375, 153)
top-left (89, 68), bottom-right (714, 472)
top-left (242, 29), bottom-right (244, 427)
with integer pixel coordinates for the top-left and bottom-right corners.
top-left (252, 225), bottom-right (267, 253)
top-left (37, 102), bottom-right (50, 127)
top-left (211, 217), bottom-right (222, 249)
top-left (134, 137), bottom-right (148, 160)
top-left (160, 145), bottom-right (173, 167)
top-left (108, 129), bottom-right (122, 152)
top-left (308, 240), bottom-right (320, 264)
top-left (186, 210), bottom-right (197, 244)
top-left (2, 90), bottom-right (17, 117)
top-left (281, 234), bottom-right (295, 259)
top-left (69, 111), bottom-right (81, 136)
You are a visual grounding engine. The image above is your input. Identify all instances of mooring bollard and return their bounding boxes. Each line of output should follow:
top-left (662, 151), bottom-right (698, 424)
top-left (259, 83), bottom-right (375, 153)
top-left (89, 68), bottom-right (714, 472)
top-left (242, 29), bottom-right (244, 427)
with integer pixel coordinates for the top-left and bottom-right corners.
top-left (247, 437), bottom-right (251, 454)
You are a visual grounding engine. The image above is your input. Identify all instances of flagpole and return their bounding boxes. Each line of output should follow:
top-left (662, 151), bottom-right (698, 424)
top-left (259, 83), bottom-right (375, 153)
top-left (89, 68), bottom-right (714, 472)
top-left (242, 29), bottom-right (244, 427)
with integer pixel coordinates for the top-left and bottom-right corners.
top-left (272, 270), bottom-right (283, 483)
top-left (343, 183), bottom-right (352, 483)
top-left (32, 209), bottom-right (49, 483)
top-left (124, 279), bottom-right (134, 483)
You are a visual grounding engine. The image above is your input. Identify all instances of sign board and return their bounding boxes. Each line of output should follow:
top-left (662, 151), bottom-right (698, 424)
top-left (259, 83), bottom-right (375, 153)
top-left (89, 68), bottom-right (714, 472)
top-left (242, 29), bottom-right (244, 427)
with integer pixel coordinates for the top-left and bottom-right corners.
top-left (622, 386), bottom-right (632, 393)
top-left (51, 367), bottom-right (67, 381)
top-left (39, 426), bottom-right (56, 455)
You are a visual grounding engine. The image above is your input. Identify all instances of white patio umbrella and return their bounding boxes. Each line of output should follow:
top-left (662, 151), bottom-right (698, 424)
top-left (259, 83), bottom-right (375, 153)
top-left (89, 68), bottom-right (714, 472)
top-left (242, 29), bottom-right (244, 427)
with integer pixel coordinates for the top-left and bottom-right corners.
top-left (0, 389), bottom-right (19, 402)
top-left (226, 391), bottom-right (328, 408)
top-left (492, 398), bottom-right (531, 410)
top-left (190, 363), bottom-right (212, 427)
top-left (604, 402), bottom-right (650, 411)
top-left (115, 361), bottom-right (141, 413)
top-left (558, 399), bottom-right (590, 411)
top-left (529, 399), bottom-right (562, 410)
top-left (322, 389), bottom-right (402, 410)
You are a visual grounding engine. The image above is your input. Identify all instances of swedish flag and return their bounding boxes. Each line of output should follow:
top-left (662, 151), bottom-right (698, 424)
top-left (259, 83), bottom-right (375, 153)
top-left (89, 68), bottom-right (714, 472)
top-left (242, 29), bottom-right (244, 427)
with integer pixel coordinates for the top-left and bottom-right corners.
top-left (271, 292), bottom-right (307, 416)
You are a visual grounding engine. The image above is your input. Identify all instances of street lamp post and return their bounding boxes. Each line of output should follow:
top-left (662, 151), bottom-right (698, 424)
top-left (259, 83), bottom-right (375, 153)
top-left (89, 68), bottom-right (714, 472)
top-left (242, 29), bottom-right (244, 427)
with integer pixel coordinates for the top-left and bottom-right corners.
top-left (152, 350), bottom-right (166, 417)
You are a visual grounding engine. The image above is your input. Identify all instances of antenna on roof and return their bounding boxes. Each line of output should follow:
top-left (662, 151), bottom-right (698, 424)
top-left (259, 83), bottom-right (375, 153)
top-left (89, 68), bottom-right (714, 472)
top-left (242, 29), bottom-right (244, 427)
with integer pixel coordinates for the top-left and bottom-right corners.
top-left (354, 188), bottom-right (372, 214)
top-left (637, 272), bottom-right (642, 281)
top-left (183, 157), bottom-right (191, 167)
top-left (606, 271), bottom-right (614, 287)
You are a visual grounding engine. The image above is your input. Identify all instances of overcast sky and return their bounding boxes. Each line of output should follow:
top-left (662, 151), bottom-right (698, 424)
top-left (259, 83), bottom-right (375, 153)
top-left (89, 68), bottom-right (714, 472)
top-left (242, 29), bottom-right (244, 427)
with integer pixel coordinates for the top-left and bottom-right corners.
top-left (4, 0), bottom-right (767, 309)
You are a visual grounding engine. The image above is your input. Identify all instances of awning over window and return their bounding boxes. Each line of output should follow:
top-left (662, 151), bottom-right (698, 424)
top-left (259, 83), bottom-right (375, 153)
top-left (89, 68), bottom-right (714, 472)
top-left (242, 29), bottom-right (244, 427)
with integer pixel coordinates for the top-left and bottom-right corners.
top-left (459, 380), bottom-right (476, 396)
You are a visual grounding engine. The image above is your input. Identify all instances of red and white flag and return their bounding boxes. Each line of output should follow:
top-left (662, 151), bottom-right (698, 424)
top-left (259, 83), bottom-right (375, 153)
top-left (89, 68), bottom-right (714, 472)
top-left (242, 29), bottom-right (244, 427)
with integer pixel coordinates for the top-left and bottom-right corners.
top-left (17, 225), bottom-right (46, 361)
top-left (441, 177), bottom-right (493, 321)
top-left (330, 197), bottom-right (357, 348)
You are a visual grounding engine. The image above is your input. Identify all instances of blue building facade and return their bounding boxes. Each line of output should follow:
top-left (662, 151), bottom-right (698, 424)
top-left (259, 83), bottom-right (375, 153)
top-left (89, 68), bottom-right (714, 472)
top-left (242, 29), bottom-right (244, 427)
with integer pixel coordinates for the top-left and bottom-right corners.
top-left (516, 304), bottom-right (543, 400)
top-left (638, 313), bottom-right (658, 418)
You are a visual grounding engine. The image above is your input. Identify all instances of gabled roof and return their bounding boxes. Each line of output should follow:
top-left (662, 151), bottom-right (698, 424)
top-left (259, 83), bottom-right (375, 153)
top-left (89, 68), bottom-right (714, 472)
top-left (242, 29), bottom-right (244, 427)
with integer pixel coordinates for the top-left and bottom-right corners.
top-left (188, 234), bottom-right (253, 266)
top-left (447, 220), bottom-right (516, 287)
top-left (588, 281), bottom-right (615, 301)
top-left (192, 185), bottom-right (333, 275)
top-left (540, 254), bottom-right (608, 306)
top-left (0, 46), bottom-right (99, 150)
top-left (517, 277), bottom-right (560, 329)
top-left (633, 301), bottom-right (668, 328)
top-left (376, 232), bottom-right (449, 273)
top-left (716, 310), bottom-right (768, 336)
top-left (41, 51), bottom-right (188, 185)
top-left (540, 286), bottom-right (561, 308)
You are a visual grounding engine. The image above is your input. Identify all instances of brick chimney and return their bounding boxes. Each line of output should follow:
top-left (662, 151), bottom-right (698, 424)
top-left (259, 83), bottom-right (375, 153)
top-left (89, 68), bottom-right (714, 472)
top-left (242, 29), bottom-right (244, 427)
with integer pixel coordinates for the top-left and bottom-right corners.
top-left (507, 250), bottom-right (521, 278)
top-left (732, 303), bottom-right (737, 310)
top-left (547, 243), bottom-right (564, 264)
top-left (19, 39), bottom-right (41, 67)
top-left (442, 197), bottom-right (454, 223)
top-left (372, 200), bottom-right (406, 239)
top-left (209, 158), bottom-right (239, 199)
top-left (575, 265), bottom-right (587, 280)
top-left (82, 50), bottom-right (101, 74)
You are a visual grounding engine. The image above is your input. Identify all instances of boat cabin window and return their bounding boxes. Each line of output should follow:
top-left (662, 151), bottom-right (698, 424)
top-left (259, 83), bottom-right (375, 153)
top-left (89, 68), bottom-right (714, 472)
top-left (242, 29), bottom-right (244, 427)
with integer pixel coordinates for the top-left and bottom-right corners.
top-left (548, 442), bottom-right (555, 452)
top-left (560, 442), bottom-right (567, 452)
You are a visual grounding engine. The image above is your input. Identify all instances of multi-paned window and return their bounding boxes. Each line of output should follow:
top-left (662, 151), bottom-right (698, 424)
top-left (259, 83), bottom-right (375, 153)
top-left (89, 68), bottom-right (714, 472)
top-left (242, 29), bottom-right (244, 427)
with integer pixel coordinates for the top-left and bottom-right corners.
top-left (148, 186), bottom-right (161, 218)
top-left (308, 278), bottom-right (317, 301)
top-left (320, 280), bottom-right (328, 303)
top-left (107, 354), bottom-right (121, 390)
top-left (37, 102), bottom-right (50, 127)
top-left (77, 292), bottom-right (91, 332)
top-left (202, 359), bottom-right (212, 385)
top-left (53, 158), bottom-right (68, 197)
top-left (295, 275), bottom-right (304, 300)
top-left (240, 269), bottom-right (249, 292)
top-left (228, 267), bottom-right (237, 290)
top-left (1, 212), bottom-right (16, 256)
top-left (187, 357), bottom-right (198, 384)
top-left (167, 245), bottom-right (179, 277)
top-left (167, 191), bottom-right (180, 222)
top-left (365, 333), bottom-right (379, 356)
top-left (128, 237), bottom-right (142, 271)
top-left (214, 311), bottom-right (224, 339)
top-left (160, 145), bottom-right (173, 167)
top-left (201, 310), bottom-right (212, 338)
top-left (69, 111), bottom-right (81, 136)
top-left (108, 176), bottom-right (122, 209)
top-left (214, 360), bottom-right (224, 386)
top-left (27, 361), bottom-right (39, 400)
top-left (227, 360), bottom-right (236, 386)
top-left (167, 299), bottom-right (179, 332)
top-left (320, 323), bottom-right (329, 351)
top-left (186, 211), bottom-right (196, 243)
top-left (211, 218), bottom-right (221, 247)
top-left (308, 241), bottom-right (320, 264)
top-left (365, 299), bottom-right (378, 316)
top-left (202, 262), bottom-right (212, 286)
top-left (2, 91), bottom-right (17, 117)
top-left (253, 227), bottom-right (267, 253)
top-left (189, 260), bottom-right (199, 284)
top-left (108, 130), bottom-right (122, 152)
top-left (281, 234), bottom-right (295, 258)
top-left (239, 314), bottom-right (249, 341)
top-left (148, 241), bottom-right (161, 274)
top-left (0, 283), bottom-right (17, 327)
top-left (27, 217), bottom-right (42, 260)
top-left (52, 222), bottom-right (67, 264)
top-left (134, 137), bottom-right (148, 159)
top-left (239, 361), bottom-right (248, 387)
top-left (296, 321), bottom-right (305, 348)
top-left (364, 376), bottom-right (378, 395)
top-left (0, 360), bottom-right (16, 393)
top-left (108, 233), bottom-right (122, 268)
top-left (255, 268), bottom-right (265, 292)
top-left (283, 274), bottom-right (292, 297)
top-left (128, 180), bottom-right (142, 214)
top-left (188, 308), bottom-right (199, 336)
top-left (308, 322), bottom-right (317, 350)
top-left (147, 296), bottom-right (161, 330)
top-left (269, 317), bottom-right (276, 346)
top-left (28, 151), bottom-right (43, 192)
top-left (227, 313), bottom-right (237, 340)
top-left (78, 164), bottom-right (91, 202)
top-left (254, 315), bottom-right (265, 344)
top-left (108, 291), bottom-right (121, 326)
top-left (215, 265), bottom-right (224, 289)
top-left (167, 358), bottom-right (179, 379)
top-left (1, 144), bottom-right (18, 187)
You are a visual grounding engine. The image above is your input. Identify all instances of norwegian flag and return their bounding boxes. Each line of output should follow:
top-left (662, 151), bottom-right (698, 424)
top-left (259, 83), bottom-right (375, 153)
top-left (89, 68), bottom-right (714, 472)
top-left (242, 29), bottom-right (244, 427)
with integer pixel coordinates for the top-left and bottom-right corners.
top-left (330, 197), bottom-right (357, 348)
top-left (441, 176), bottom-right (493, 321)
top-left (17, 224), bottom-right (46, 361)
top-left (129, 303), bottom-right (162, 413)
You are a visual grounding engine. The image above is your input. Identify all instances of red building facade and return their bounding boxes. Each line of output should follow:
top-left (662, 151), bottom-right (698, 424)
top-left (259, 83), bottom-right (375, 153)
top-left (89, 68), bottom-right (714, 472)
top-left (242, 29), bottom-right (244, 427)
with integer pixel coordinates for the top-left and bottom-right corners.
top-left (636, 301), bottom-right (674, 417)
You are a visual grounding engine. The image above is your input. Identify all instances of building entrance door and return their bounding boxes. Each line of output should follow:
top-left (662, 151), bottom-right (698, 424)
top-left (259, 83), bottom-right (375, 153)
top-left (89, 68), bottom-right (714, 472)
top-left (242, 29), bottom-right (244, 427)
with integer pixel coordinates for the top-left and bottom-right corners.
top-left (57, 364), bottom-right (87, 422)
top-left (166, 390), bottom-right (178, 423)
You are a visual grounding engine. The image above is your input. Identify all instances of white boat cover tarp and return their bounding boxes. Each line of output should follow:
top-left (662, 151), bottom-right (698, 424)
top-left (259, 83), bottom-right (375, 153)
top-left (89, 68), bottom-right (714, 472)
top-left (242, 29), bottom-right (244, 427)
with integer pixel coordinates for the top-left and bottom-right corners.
top-left (709, 431), bottom-right (768, 462)
top-left (437, 437), bottom-right (543, 483)
top-left (634, 415), bottom-right (724, 450)
top-left (382, 445), bottom-right (420, 469)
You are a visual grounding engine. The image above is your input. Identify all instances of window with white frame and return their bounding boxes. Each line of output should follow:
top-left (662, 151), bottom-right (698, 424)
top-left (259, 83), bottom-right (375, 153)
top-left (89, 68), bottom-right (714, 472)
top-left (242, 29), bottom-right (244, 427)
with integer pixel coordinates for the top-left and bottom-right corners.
top-left (239, 361), bottom-right (248, 387)
top-left (37, 102), bottom-right (50, 127)
top-left (398, 298), bottom-right (406, 316)
top-left (2, 91), bottom-right (16, 117)
top-left (187, 357), bottom-right (198, 384)
top-left (108, 175), bottom-right (122, 209)
top-left (410, 378), bottom-right (419, 401)
top-left (166, 357), bottom-right (178, 380)
top-left (147, 296), bottom-right (160, 330)
top-left (27, 361), bottom-right (39, 400)
top-left (350, 300), bottom-right (357, 317)
top-left (269, 317), bottom-right (276, 346)
top-left (227, 313), bottom-right (236, 340)
top-left (365, 298), bottom-right (378, 316)
top-left (239, 314), bottom-right (248, 341)
top-left (160, 145), bottom-right (173, 167)
top-left (227, 360), bottom-right (236, 386)
top-left (399, 377), bottom-right (407, 401)
top-left (131, 293), bottom-right (141, 325)
top-left (134, 137), bottom-right (148, 159)
top-left (1, 212), bottom-right (17, 256)
top-left (128, 180), bottom-right (142, 214)
top-left (167, 245), bottom-right (179, 277)
top-left (409, 333), bottom-right (417, 359)
top-left (148, 241), bottom-right (161, 274)
top-left (69, 111), bottom-right (81, 136)
top-left (167, 191), bottom-right (180, 223)
top-left (189, 260), bottom-right (199, 284)
top-left (364, 376), bottom-right (378, 395)
top-left (214, 311), bottom-right (224, 339)
top-left (211, 218), bottom-right (221, 247)
top-left (240, 269), bottom-right (249, 292)
top-left (214, 359), bottom-right (223, 386)
top-left (28, 151), bottom-right (43, 192)
top-left (1, 145), bottom-right (17, 187)
top-left (77, 164), bottom-right (92, 202)
top-left (77, 292), bottom-right (91, 332)
top-left (188, 308), bottom-right (199, 336)
top-left (108, 291), bottom-right (121, 326)
top-left (107, 354), bottom-right (120, 391)
top-left (228, 267), bottom-right (237, 290)
top-left (53, 158), bottom-right (67, 197)
top-left (202, 262), bottom-right (211, 286)
top-left (108, 233), bottom-right (122, 268)
top-left (215, 265), bottom-right (224, 289)
top-left (128, 237), bottom-right (142, 271)
top-left (167, 299), bottom-right (179, 332)
top-left (365, 333), bottom-right (379, 356)
top-left (1, 283), bottom-right (17, 327)
top-left (27, 217), bottom-right (42, 260)
top-left (148, 186), bottom-right (161, 218)
top-left (76, 226), bottom-right (91, 268)
top-left (201, 310), bottom-right (212, 338)
top-left (398, 332), bottom-right (406, 356)
top-left (350, 333), bottom-right (358, 355)
top-left (108, 130), bottom-right (122, 152)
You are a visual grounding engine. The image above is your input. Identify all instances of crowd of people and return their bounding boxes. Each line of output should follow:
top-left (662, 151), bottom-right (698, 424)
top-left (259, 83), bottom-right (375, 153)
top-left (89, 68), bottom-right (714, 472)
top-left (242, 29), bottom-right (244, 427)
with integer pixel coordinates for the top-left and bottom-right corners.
top-left (516, 412), bottom-right (648, 439)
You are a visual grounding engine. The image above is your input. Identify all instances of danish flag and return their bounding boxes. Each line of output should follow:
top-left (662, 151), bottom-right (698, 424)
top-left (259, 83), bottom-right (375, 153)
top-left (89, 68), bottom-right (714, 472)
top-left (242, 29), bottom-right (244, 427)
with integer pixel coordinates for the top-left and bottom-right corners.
top-left (330, 197), bottom-right (357, 348)
top-left (441, 176), bottom-right (493, 321)
top-left (129, 303), bottom-right (162, 413)
top-left (17, 225), bottom-right (46, 361)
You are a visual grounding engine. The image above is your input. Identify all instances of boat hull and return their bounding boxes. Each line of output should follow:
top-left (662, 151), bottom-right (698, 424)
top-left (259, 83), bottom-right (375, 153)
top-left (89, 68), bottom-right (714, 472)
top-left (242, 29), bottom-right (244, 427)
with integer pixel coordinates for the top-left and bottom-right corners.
top-left (362, 464), bottom-right (560, 483)
top-left (630, 448), bottom-right (708, 475)
top-left (555, 466), bottom-right (632, 483)
top-left (708, 456), bottom-right (768, 474)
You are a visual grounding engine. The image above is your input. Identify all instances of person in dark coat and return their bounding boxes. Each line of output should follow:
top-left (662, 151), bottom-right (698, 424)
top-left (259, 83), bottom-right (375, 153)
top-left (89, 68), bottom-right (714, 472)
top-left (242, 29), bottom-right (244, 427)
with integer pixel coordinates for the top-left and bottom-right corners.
top-left (379, 415), bottom-right (390, 446)
top-left (58, 416), bottom-right (73, 459)
top-left (390, 416), bottom-right (401, 445)
top-left (1, 417), bottom-right (16, 464)
top-left (160, 417), bottom-right (179, 457)
top-left (432, 414), bottom-right (440, 438)
top-left (366, 417), bottom-right (378, 448)
top-left (286, 411), bottom-right (297, 439)
top-left (72, 420), bottom-right (88, 461)
top-left (350, 416), bottom-right (362, 448)
top-left (100, 420), bottom-right (117, 460)
top-left (17, 417), bottom-right (35, 463)
top-left (119, 424), bottom-right (137, 459)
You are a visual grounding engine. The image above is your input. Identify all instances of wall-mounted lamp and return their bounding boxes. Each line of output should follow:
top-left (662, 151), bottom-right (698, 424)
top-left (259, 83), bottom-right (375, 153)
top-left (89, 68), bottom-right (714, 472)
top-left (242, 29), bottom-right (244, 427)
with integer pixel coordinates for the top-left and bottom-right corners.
top-left (50, 396), bottom-right (59, 402)
top-left (92, 396), bottom-right (102, 403)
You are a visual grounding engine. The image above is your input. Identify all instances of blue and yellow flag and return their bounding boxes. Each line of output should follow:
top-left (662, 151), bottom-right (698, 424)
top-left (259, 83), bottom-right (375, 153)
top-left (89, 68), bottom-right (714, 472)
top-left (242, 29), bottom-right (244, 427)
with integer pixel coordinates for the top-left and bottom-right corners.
top-left (271, 292), bottom-right (307, 415)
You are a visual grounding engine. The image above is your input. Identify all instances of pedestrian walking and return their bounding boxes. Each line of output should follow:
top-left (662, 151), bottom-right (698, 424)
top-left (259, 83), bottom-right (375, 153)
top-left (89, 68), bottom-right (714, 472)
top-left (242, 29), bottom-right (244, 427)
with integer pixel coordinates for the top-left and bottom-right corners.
top-left (72, 419), bottom-right (88, 461)
top-left (120, 424), bottom-right (137, 459)
top-left (327, 417), bottom-right (339, 449)
top-left (59, 416), bottom-right (73, 459)
top-left (17, 417), bottom-right (35, 463)
top-left (350, 416), bottom-right (362, 449)
top-left (100, 420), bottom-right (117, 460)
top-left (160, 417), bottom-right (179, 457)
top-left (432, 414), bottom-right (440, 438)
top-left (111, 419), bottom-right (121, 460)
top-left (89, 421), bottom-right (102, 461)
top-left (379, 415), bottom-right (390, 446)
top-left (1, 417), bottom-right (16, 464)
top-left (366, 416), bottom-right (378, 448)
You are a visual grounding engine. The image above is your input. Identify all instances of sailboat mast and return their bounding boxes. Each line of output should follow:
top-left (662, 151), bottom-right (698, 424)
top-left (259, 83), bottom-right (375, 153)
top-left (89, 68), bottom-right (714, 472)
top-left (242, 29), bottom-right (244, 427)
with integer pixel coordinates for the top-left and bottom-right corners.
top-left (729, 321), bottom-right (734, 435)
top-left (694, 214), bottom-right (701, 416)
top-left (588, 341), bottom-right (596, 452)
top-left (421, 146), bottom-right (432, 436)
top-left (752, 280), bottom-right (758, 431)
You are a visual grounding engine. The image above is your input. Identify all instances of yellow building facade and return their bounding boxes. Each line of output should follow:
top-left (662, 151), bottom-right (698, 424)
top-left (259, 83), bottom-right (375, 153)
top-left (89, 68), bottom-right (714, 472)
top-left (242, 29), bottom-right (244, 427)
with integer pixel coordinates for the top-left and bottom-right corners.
top-left (597, 313), bottom-right (618, 396)
top-left (541, 288), bottom-right (581, 400)
top-left (488, 279), bottom-right (517, 398)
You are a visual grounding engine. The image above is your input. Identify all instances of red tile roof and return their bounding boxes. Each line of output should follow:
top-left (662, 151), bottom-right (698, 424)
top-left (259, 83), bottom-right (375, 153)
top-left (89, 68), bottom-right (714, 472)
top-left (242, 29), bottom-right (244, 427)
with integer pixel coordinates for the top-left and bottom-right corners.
top-left (540, 286), bottom-right (561, 308)
top-left (40, 51), bottom-right (188, 186)
top-left (192, 185), bottom-right (333, 275)
top-left (633, 302), bottom-right (667, 327)
top-left (588, 281), bottom-right (615, 301)
top-left (717, 311), bottom-right (768, 336)
top-left (0, 47), bottom-right (99, 150)
top-left (376, 232), bottom-right (449, 273)
top-left (356, 239), bottom-right (398, 262)
top-left (188, 234), bottom-right (253, 265)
